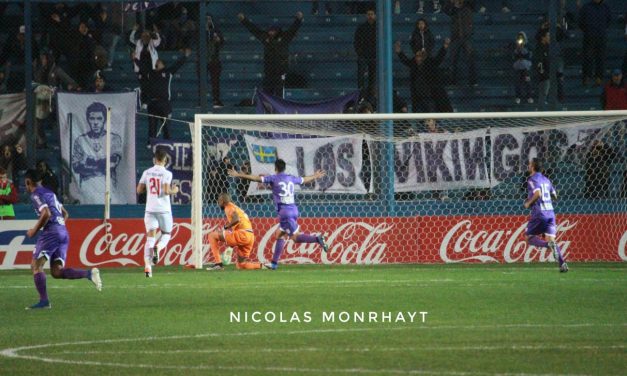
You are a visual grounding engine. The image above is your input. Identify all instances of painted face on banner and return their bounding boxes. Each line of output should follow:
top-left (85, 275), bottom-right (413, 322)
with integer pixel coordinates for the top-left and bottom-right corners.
top-left (88, 111), bottom-right (106, 135)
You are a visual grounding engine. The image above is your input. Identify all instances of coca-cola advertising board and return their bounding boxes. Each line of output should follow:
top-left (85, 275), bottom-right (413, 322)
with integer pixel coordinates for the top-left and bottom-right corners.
top-left (1, 215), bottom-right (625, 269)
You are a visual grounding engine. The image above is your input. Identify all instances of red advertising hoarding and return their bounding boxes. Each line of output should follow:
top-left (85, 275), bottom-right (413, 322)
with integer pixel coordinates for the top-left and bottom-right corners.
top-left (1, 214), bottom-right (625, 269)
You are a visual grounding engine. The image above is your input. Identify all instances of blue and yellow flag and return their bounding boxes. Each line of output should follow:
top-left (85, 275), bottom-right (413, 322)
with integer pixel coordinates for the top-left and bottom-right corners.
top-left (251, 144), bottom-right (277, 163)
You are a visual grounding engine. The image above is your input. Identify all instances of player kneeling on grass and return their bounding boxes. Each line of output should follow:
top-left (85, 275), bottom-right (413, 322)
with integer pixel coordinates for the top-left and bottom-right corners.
top-left (207, 193), bottom-right (266, 270)
top-left (228, 159), bottom-right (328, 270)
top-left (137, 149), bottom-right (179, 278)
top-left (24, 169), bottom-right (102, 310)
top-left (523, 158), bottom-right (568, 273)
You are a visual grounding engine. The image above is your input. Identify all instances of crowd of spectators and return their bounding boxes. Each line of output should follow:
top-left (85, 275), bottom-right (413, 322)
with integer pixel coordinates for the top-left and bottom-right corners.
top-left (0, 1), bottom-right (624, 206)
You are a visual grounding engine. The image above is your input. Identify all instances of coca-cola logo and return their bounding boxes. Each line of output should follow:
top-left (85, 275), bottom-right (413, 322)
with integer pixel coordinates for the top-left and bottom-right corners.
top-left (440, 219), bottom-right (576, 263)
top-left (619, 230), bottom-right (627, 261)
top-left (78, 221), bottom-right (214, 267)
top-left (256, 222), bottom-right (393, 265)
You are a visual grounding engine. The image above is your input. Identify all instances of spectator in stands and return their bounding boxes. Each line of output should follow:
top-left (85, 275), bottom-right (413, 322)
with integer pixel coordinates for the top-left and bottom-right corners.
top-left (411, 18), bottom-right (435, 56)
top-left (131, 24), bottom-right (162, 106)
top-left (171, 7), bottom-right (197, 50)
top-left (137, 49), bottom-right (191, 144)
top-left (584, 139), bottom-right (616, 199)
top-left (601, 69), bottom-right (627, 110)
top-left (416, 1), bottom-right (442, 14)
top-left (91, 5), bottom-right (120, 70)
top-left (238, 11), bottom-right (304, 97)
top-left (91, 70), bottom-right (112, 93)
top-left (395, 39), bottom-right (453, 113)
top-left (424, 118), bottom-right (445, 133)
top-left (36, 160), bottom-right (59, 198)
top-left (130, 24), bottom-right (162, 74)
top-left (354, 9), bottom-right (377, 101)
top-left (206, 15), bottom-right (225, 109)
top-left (513, 31), bottom-right (534, 104)
top-left (579, 0), bottom-right (612, 86)
top-left (0, 144), bottom-right (27, 183)
top-left (33, 50), bottom-right (78, 149)
top-left (46, 4), bottom-right (76, 62)
top-left (312, 2), bottom-right (333, 16)
top-left (0, 167), bottom-right (18, 220)
top-left (534, 29), bottom-right (564, 106)
top-left (34, 51), bottom-right (78, 91)
top-left (443, 0), bottom-right (477, 86)
top-left (0, 25), bottom-right (39, 92)
top-left (72, 21), bottom-right (97, 90)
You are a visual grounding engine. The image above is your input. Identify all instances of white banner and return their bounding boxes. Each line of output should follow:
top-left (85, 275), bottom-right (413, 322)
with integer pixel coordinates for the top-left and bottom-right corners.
top-left (394, 129), bottom-right (492, 192)
top-left (58, 92), bottom-right (137, 204)
top-left (244, 134), bottom-right (368, 195)
top-left (0, 93), bottom-right (26, 144)
top-left (490, 121), bottom-right (616, 184)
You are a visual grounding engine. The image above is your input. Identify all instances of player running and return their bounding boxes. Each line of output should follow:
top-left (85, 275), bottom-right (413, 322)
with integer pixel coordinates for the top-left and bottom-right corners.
top-left (228, 159), bottom-right (328, 270)
top-left (24, 169), bottom-right (102, 310)
top-left (206, 193), bottom-right (266, 270)
top-left (137, 149), bottom-right (179, 277)
top-left (523, 158), bottom-right (568, 272)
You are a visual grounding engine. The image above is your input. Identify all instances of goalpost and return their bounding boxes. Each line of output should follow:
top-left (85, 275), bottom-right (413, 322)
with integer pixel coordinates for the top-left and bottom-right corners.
top-left (191, 111), bottom-right (627, 269)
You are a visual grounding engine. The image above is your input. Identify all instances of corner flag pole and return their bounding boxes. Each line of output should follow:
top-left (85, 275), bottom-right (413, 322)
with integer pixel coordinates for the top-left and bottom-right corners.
top-left (104, 107), bottom-right (112, 249)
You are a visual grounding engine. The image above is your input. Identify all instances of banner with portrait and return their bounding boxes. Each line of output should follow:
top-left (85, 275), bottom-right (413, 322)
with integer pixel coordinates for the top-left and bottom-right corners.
top-left (58, 92), bottom-right (137, 204)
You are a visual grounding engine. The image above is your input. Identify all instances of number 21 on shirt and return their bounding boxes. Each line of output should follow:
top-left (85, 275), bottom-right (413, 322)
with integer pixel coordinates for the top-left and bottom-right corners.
top-left (149, 177), bottom-right (161, 196)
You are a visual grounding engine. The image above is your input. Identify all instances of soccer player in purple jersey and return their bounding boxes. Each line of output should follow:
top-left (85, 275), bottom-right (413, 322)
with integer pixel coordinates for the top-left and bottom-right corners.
top-left (24, 170), bottom-right (102, 310)
top-left (229, 159), bottom-right (328, 269)
top-left (523, 159), bottom-right (568, 273)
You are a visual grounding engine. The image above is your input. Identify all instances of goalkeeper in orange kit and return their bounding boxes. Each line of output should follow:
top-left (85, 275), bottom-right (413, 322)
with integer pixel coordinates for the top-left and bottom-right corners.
top-left (206, 193), bottom-right (268, 271)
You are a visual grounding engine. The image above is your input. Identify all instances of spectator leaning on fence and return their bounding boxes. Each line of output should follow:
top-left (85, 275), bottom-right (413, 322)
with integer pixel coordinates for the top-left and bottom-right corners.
top-left (0, 144), bottom-right (27, 184)
top-left (578, 0), bottom-right (612, 86)
top-left (601, 69), bottom-right (627, 110)
top-left (239, 11), bottom-right (304, 97)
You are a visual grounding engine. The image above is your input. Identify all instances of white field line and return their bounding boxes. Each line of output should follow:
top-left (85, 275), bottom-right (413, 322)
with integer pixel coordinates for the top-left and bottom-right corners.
top-left (2, 325), bottom-right (624, 376)
top-left (0, 277), bottom-right (625, 290)
top-left (50, 343), bottom-right (626, 355)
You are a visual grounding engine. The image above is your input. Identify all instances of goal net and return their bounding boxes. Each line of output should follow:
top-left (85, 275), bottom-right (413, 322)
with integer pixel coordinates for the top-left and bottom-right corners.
top-left (191, 111), bottom-right (627, 268)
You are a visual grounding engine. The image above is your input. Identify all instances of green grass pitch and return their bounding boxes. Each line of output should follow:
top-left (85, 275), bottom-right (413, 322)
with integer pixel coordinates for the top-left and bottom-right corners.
top-left (0, 263), bottom-right (625, 375)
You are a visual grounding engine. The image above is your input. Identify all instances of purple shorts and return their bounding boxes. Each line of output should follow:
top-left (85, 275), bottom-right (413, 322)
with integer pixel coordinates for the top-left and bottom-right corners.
top-left (278, 207), bottom-right (300, 236)
top-left (526, 216), bottom-right (557, 237)
top-left (33, 226), bottom-right (69, 266)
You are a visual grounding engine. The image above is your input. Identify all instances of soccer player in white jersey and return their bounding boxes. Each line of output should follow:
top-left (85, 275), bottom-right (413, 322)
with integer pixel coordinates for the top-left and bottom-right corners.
top-left (137, 149), bottom-right (179, 277)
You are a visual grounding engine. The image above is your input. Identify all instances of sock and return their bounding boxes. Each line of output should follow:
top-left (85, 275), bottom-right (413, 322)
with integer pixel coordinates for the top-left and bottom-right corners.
top-left (528, 236), bottom-right (548, 248)
top-left (553, 243), bottom-right (565, 265)
top-left (144, 236), bottom-right (156, 270)
top-left (61, 268), bottom-right (89, 279)
top-left (272, 238), bottom-right (286, 264)
top-left (156, 233), bottom-right (171, 252)
top-left (34, 272), bottom-right (48, 302)
top-left (295, 233), bottom-right (317, 243)
top-left (209, 234), bottom-right (222, 263)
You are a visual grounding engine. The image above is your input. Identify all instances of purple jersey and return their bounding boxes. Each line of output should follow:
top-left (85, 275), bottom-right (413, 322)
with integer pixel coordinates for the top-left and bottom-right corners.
top-left (526, 172), bottom-right (556, 220)
top-left (261, 173), bottom-right (305, 212)
top-left (30, 186), bottom-right (66, 230)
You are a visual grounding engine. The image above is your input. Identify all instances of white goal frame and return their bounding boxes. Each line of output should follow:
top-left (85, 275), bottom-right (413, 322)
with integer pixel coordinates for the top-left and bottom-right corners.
top-left (191, 110), bottom-right (627, 269)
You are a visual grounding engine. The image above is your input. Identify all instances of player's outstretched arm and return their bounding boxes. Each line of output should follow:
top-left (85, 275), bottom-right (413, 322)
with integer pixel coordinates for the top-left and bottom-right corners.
top-left (523, 190), bottom-right (541, 209)
top-left (302, 169), bottom-right (326, 184)
top-left (228, 169), bottom-right (263, 182)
